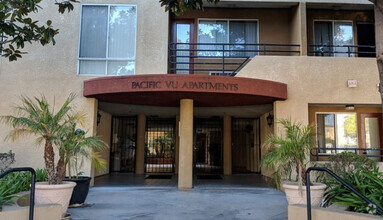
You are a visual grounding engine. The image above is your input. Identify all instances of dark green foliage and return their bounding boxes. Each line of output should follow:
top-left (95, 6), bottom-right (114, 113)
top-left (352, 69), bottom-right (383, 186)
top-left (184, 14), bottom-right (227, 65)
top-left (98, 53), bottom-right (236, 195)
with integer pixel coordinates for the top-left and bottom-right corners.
top-left (0, 168), bottom-right (47, 211)
top-left (159, 0), bottom-right (220, 15)
top-left (0, 0), bottom-right (78, 61)
top-left (323, 164), bottom-right (383, 216)
top-left (315, 152), bottom-right (375, 185)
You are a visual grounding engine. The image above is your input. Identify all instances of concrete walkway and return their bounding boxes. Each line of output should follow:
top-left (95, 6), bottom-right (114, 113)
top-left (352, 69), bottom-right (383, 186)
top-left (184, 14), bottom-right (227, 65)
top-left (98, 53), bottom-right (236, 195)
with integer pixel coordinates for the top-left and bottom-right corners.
top-left (68, 187), bottom-right (288, 220)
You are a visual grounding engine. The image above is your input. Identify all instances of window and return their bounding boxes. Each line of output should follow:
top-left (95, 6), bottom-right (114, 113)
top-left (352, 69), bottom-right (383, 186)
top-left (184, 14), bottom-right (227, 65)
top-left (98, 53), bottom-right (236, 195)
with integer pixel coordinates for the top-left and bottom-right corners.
top-left (316, 113), bottom-right (358, 154)
top-left (314, 21), bottom-right (354, 57)
top-left (79, 5), bottom-right (137, 75)
top-left (198, 20), bottom-right (258, 57)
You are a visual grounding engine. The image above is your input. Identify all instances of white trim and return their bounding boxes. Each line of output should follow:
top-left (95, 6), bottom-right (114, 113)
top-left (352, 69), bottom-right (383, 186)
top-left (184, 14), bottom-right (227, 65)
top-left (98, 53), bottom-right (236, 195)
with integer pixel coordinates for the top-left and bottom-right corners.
top-left (77, 4), bottom-right (137, 76)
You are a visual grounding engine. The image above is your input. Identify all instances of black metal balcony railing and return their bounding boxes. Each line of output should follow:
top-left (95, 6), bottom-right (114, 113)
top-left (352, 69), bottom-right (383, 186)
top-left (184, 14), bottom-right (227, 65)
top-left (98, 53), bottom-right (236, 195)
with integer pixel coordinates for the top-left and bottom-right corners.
top-left (308, 44), bottom-right (376, 57)
top-left (168, 43), bottom-right (301, 76)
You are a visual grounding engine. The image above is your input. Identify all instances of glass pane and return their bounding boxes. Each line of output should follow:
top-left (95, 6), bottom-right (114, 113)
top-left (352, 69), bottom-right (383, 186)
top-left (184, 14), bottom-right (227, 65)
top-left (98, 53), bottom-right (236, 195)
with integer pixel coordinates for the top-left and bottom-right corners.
top-left (108, 6), bottom-right (137, 59)
top-left (176, 24), bottom-right (190, 74)
top-left (314, 21), bottom-right (333, 57)
top-left (230, 21), bottom-right (258, 57)
top-left (336, 113), bottom-right (358, 151)
top-left (364, 117), bottom-right (381, 161)
top-left (198, 20), bottom-right (228, 56)
top-left (79, 61), bottom-right (106, 75)
top-left (317, 114), bottom-right (336, 154)
top-left (333, 22), bottom-right (354, 57)
top-left (80, 6), bottom-right (108, 58)
top-left (107, 61), bottom-right (135, 75)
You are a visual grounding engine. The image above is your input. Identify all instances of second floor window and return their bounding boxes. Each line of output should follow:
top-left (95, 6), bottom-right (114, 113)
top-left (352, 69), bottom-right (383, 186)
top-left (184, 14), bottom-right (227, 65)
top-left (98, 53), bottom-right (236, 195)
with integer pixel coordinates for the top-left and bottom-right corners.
top-left (78, 5), bottom-right (137, 75)
top-left (198, 20), bottom-right (258, 57)
top-left (314, 21), bottom-right (353, 57)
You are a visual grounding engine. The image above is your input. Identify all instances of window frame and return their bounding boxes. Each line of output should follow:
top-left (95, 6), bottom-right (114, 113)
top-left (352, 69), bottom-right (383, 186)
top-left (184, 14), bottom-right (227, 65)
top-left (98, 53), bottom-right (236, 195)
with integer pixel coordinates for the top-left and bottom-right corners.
top-left (315, 111), bottom-right (359, 155)
top-left (77, 4), bottom-right (138, 76)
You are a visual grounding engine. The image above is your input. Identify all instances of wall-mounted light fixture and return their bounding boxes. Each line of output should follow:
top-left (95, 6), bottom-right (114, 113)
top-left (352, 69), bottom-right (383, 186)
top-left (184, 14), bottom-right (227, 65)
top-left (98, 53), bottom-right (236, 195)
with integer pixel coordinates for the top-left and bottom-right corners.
top-left (97, 111), bottom-right (102, 126)
top-left (345, 104), bottom-right (355, 111)
top-left (266, 113), bottom-right (274, 127)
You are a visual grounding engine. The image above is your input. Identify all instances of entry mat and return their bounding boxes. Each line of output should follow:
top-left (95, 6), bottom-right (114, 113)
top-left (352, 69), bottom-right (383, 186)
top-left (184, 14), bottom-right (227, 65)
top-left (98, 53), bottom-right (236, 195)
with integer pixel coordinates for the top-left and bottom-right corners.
top-left (145, 175), bottom-right (173, 179)
top-left (197, 175), bottom-right (223, 180)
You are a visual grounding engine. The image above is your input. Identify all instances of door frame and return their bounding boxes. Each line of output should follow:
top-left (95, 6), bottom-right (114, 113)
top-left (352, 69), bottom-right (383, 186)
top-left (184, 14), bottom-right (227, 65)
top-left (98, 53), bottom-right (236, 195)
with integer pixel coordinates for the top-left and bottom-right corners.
top-left (171, 19), bottom-right (195, 74)
top-left (360, 113), bottom-right (383, 161)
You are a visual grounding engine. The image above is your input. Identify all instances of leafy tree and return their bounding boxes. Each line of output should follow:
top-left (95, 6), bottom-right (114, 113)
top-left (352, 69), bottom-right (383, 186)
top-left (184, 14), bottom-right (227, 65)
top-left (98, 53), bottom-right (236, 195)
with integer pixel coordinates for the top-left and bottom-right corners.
top-left (343, 114), bottom-right (357, 139)
top-left (0, 94), bottom-right (84, 184)
top-left (261, 119), bottom-right (316, 188)
top-left (0, 0), bottom-right (78, 61)
top-left (159, 0), bottom-right (220, 15)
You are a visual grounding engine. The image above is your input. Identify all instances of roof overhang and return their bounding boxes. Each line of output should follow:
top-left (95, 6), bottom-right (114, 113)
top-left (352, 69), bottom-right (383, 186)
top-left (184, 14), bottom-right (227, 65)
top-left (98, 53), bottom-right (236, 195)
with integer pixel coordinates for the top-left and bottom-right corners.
top-left (83, 74), bottom-right (287, 107)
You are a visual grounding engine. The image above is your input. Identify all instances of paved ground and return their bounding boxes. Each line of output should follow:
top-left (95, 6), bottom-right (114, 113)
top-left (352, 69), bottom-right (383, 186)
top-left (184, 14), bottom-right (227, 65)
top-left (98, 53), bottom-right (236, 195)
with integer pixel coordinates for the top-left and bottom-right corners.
top-left (69, 187), bottom-right (287, 220)
top-left (68, 174), bottom-right (288, 220)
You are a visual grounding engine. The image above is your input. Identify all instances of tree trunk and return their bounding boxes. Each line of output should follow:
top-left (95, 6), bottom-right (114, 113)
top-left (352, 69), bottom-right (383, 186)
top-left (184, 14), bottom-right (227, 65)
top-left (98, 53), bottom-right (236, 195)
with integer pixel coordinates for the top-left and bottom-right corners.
top-left (56, 155), bottom-right (66, 183)
top-left (44, 141), bottom-right (56, 184)
top-left (377, 57), bottom-right (383, 125)
top-left (296, 162), bottom-right (312, 186)
top-left (68, 160), bottom-right (71, 180)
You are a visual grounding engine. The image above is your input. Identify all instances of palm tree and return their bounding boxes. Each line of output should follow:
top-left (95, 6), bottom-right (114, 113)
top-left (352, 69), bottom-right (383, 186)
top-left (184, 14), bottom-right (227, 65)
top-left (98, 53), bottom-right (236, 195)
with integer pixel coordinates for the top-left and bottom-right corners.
top-left (0, 94), bottom-right (82, 184)
top-left (57, 122), bottom-right (106, 179)
top-left (261, 119), bottom-right (316, 188)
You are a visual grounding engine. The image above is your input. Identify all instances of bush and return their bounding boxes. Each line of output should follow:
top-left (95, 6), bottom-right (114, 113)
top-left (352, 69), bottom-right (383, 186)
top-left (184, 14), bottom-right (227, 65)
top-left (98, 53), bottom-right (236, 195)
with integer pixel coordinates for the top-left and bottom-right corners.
top-left (0, 168), bottom-right (47, 211)
top-left (323, 164), bottom-right (383, 216)
top-left (315, 152), bottom-right (375, 185)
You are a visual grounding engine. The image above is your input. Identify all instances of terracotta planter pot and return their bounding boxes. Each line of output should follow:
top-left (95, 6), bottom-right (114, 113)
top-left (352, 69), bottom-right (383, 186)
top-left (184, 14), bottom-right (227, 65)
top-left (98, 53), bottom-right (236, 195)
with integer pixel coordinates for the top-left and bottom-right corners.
top-left (35, 181), bottom-right (76, 216)
top-left (282, 182), bottom-right (326, 207)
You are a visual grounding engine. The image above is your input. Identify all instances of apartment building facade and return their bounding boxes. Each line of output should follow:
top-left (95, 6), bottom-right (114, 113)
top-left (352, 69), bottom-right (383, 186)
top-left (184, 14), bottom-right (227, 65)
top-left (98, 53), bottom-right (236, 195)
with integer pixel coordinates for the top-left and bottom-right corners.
top-left (0, 0), bottom-right (381, 189)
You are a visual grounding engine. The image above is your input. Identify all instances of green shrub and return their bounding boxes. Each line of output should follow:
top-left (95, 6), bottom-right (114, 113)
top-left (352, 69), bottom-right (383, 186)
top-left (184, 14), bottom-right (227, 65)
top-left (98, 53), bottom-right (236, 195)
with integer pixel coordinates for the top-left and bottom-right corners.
top-left (0, 168), bottom-right (47, 211)
top-left (315, 152), bottom-right (375, 185)
top-left (323, 164), bottom-right (383, 216)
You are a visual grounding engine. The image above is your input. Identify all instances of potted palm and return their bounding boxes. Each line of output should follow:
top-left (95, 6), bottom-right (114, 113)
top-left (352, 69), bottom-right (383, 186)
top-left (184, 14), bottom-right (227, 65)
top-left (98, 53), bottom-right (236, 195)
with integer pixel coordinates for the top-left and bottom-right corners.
top-left (58, 122), bottom-right (106, 206)
top-left (261, 119), bottom-right (326, 207)
top-left (0, 94), bottom-right (81, 216)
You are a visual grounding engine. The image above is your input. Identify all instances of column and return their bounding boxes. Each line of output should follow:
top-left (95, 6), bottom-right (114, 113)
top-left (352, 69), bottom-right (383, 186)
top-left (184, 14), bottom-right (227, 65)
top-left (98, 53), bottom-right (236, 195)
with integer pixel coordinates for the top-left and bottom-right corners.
top-left (175, 115), bottom-right (180, 174)
top-left (223, 115), bottom-right (232, 175)
top-left (135, 114), bottom-right (146, 174)
top-left (178, 99), bottom-right (194, 189)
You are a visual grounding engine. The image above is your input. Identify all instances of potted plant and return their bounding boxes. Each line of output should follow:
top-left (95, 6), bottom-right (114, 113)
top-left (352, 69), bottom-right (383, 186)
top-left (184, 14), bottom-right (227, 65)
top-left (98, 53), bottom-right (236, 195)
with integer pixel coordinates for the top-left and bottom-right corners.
top-left (261, 119), bottom-right (326, 207)
top-left (0, 94), bottom-right (81, 216)
top-left (58, 122), bottom-right (106, 206)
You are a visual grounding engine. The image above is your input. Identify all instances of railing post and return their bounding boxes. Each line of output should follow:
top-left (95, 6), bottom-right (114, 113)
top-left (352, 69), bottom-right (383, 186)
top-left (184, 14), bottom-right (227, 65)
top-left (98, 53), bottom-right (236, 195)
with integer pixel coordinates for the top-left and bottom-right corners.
top-left (263, 44), bottom-right (266, 55)
top-left (306, 171), bottom-right (312, 220)
top-left (348, 46), bottom-right (351, 57)
top-left (222, 45), bottom-right (225, 75)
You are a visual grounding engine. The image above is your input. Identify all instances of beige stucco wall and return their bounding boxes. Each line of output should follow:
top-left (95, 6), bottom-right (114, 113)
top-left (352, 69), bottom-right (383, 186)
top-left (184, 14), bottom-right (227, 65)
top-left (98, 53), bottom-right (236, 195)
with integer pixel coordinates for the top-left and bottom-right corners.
top-left (0, 0), bottom-right (169, 176)
top-left (238, 56), bottom-right (381, 134)
top-left (95, 110), bottom-right (112, 177)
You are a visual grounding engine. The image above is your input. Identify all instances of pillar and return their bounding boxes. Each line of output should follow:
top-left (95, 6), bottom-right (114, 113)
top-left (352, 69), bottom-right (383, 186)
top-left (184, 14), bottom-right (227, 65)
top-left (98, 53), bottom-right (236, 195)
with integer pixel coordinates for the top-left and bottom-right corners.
top-left (223, 115), bottom-right (232, 175)
top-left (178, 99), bottom-right (194, 189)
top-left (175, 115), bottom-right (180, 174)
top-left (135, 114), bottom-right (146, 174)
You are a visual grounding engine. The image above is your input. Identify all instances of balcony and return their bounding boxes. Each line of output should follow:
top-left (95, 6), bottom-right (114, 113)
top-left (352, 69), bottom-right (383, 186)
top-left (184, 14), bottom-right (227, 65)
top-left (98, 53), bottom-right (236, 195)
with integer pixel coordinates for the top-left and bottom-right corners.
top-left (168, 42), bottom-right (300, 76)
top-left (307, 45), bottom-right (376, 58)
